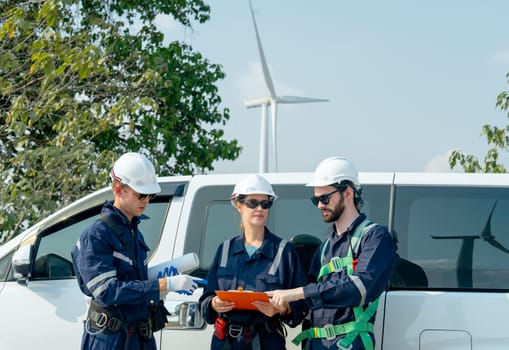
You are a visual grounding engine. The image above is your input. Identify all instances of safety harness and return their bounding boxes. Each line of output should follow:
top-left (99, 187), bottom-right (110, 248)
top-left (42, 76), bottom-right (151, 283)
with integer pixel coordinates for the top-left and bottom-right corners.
top-left (292, 219), bottom-right (379, 350)
top-left (214, 237), bottom-right (289, 350)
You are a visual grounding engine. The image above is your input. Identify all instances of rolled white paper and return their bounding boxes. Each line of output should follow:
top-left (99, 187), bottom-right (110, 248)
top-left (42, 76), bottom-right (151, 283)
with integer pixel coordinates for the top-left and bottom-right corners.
top-left (148, 252), bottom-right (200, 280)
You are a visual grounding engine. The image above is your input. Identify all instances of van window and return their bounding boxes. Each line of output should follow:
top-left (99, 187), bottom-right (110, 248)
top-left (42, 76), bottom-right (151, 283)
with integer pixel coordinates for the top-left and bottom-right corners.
top-left (31, 201), bottom-right (170, 280)
top-left (189, 183), bottom-right (391, 277)
top-left (33, 214), bottom-right (97, 279)
top-left (392, 185), bottom-right (509, 290)
top-left (0, 250), bottom-right (14, 282)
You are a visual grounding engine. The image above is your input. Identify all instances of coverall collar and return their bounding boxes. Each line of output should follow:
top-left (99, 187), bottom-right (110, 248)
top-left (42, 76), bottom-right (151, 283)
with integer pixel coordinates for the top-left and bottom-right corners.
top-left (103, 200), bottom-right (149, 226)
top-left (327, 213), bottom-right (367, 239)
top-left (230, 227), bottom-right (280, 259)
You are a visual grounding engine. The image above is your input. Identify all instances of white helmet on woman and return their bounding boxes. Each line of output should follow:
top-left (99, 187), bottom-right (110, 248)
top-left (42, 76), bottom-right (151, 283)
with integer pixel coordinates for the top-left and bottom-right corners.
top-left (230, 174), bottom-right (277, 201)
top-left (306, 156), bottom-right (360, 188)
top-left (110, 152), bottom-right (161, 194)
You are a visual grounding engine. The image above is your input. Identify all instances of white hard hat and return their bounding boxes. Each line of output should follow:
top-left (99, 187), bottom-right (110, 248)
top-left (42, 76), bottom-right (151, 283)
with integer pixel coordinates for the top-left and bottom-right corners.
top-left (231, 174), bottom-right (277, 200)
top-left (110, 152), bottom-right (161, 194)
top-left (306, 156), bottom-right (360, 188)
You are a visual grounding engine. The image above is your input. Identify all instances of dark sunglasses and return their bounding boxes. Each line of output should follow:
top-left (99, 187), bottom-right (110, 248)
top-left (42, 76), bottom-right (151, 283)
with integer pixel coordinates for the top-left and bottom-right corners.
top-left (241, 199), bottom-right (273, 209)
top-left (123, 186), bottom-right (156, 201)
top-left (137, 193), bottom-right (157, 201)
top-left (310, 189), bottom-right (339, 206)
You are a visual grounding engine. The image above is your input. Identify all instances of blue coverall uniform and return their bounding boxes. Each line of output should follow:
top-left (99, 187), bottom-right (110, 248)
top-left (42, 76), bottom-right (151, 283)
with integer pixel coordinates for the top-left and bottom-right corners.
top-left (301, 214), bottom-right (396, 350)
top-left (200, 228), bottom-right (308, 350)
top-left (71, 201), bottom-right (160, 350)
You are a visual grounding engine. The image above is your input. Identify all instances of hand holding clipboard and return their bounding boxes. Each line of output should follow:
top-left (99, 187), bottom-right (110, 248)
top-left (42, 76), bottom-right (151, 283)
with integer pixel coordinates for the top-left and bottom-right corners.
top-left (215, 289), bottom-right (269, 310)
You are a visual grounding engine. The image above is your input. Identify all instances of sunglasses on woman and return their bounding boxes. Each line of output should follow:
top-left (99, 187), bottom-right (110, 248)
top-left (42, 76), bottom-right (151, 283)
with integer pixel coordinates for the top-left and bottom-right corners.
top-left (240, 199), bottom-right (273, 209)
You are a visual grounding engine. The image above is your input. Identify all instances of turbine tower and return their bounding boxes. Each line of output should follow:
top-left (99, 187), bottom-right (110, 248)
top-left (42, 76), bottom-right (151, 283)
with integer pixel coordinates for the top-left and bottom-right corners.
top-left (245, 0), bottom-right (329, 173)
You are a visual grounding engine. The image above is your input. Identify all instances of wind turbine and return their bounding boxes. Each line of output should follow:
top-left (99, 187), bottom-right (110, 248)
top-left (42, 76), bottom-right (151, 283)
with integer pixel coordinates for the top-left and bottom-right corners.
top-left (245, 0), bottom-right (329, 173)
top-left (431, 201), bottom-right (509, 288)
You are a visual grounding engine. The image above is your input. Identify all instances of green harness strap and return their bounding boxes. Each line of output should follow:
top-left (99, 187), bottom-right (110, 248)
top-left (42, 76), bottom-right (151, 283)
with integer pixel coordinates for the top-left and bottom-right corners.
top-left (317, 220), bottom-right (370, 282)
top-left (291, 300), bottom-right (378, 347)
top-left (293, 219), bottom-right (379, 350)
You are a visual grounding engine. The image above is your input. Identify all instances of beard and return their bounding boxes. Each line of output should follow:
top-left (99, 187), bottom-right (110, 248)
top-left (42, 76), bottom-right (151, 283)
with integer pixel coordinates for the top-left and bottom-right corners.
top-left (321, 192), bottom-right (345, 223)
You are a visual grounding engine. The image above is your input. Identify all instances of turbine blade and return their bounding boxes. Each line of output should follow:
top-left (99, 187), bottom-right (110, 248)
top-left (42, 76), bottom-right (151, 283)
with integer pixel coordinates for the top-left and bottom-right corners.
top-left (278, 95), bottom-right (330, 104)
top-left (248, 0), bottom-right (277, 98)
top-left (477, 201), bottom-right (509, 254)
top-left (431, 235), bottom-right (481, 240)
top-left (479, 201), bottom-right (497, 241)
top-left (486, 238), bottom-right (509, 254)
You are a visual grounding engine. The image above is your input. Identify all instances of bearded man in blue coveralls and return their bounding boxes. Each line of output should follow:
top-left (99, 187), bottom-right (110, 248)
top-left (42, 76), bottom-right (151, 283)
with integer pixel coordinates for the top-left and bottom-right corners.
top-left (267, 157), bottom-right (397, 350)
top-left (72, 152), bottom-right (198, 350)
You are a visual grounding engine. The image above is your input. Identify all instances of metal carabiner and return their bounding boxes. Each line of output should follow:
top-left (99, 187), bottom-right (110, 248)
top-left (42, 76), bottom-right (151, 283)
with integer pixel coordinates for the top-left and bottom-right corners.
top-left (95, 312), bottom-right (108, 328)
top-left (228, 324), bottom-right (243, 338)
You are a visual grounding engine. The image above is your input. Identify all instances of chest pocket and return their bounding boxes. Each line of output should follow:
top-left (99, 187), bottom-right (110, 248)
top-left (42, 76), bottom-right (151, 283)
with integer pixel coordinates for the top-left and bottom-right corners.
top-left (257, 274), bottom-right (283, 289)
top-left (101, 216), bottom-right (147, 279)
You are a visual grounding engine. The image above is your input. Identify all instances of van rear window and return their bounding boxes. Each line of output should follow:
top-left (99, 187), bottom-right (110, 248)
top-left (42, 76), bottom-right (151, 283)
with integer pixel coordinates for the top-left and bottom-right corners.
top-left (392, 185), bottom-right (509, 291)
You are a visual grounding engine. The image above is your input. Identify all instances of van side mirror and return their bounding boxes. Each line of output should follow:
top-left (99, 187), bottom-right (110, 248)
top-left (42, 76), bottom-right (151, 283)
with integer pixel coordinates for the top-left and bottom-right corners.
top-left (166, 301), bottom-right (205, 329)
top-left (12, 243), bottom-right (33, 280)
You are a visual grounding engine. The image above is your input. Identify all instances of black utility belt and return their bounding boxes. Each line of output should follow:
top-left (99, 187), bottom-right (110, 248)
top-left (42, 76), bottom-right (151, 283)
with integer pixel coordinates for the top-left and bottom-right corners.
top-left (226, 319), bottom-right (285, 338)
top-left (87, 302), bottom-right (152, 339)
top-left (88, 309), bottom-right (123, 332)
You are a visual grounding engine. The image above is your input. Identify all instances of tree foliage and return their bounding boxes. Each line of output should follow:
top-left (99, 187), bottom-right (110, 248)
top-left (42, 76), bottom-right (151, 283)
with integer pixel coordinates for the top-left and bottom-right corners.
top-left (449, 73), bottom-right (509, 173)
top-left (0, 0), bottom-right (241, 243)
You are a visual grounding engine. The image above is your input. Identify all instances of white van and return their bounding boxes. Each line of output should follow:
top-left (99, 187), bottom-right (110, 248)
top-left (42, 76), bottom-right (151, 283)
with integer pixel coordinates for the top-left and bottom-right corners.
top-left (1, 172), bottom-right (509, 349)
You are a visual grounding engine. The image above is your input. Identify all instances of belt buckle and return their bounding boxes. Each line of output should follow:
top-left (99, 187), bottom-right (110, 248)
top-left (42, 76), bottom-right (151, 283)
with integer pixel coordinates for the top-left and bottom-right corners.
top-left (323, 323), bottom-right (336, 341)
top-left (228, 324), bottom-right (243, 338)
top-left (330, 257), bottom-right (343, 271)
top-left (108, 317), bottom-right (122, 332)
top-left (96, 312), bottom-right (108, 328)
top-left (138, 322), bottom-right (152, 338)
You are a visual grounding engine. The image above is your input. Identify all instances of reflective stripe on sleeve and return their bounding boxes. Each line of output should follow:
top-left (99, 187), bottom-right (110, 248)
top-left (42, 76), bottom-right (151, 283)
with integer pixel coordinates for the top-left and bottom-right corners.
top-left (86, 270), bottom-right (116, 292)
top-left (350, 275), bottom-right (367, 305)
top-left (113, 251), bottom-right (133, 265)
top-left (91, 277), bottom-right (115, 299)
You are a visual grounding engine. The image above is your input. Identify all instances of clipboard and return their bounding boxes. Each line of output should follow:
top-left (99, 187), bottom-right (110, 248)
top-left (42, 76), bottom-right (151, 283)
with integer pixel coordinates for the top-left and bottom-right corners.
top-left (215, 290), bottom-right (270, 310)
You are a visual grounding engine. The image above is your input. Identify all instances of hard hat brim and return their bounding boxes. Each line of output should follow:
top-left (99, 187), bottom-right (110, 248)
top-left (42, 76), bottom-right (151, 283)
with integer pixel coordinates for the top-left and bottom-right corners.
top-left (130, 182), bottom-right (162, 195)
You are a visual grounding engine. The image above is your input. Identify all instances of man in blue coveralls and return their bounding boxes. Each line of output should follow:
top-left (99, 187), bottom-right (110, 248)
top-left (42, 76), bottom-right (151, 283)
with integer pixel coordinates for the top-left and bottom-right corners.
top-left (72, 152), bottom-right (198, 350)
top-left (267, 156), bottom-right (397, 350)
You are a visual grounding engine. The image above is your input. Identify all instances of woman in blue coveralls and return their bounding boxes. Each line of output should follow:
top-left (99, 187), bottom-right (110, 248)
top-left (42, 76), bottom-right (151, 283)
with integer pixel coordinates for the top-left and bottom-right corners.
top-left (199, 174), bottom-right (307, 350)
top-left (72, 152), bottom-right (198, 350)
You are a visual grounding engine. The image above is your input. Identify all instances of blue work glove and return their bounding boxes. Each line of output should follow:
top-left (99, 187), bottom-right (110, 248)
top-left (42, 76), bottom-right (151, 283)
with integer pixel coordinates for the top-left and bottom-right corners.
top-left (167, 275), bottom-right (198, 295)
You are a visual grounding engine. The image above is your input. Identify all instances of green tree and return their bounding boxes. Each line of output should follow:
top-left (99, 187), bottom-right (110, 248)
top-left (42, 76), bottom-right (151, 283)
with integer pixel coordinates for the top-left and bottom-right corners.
top-left (449, 72), bottom-right (509, 173)
top-left (0, 0), bottom-right (241, 243)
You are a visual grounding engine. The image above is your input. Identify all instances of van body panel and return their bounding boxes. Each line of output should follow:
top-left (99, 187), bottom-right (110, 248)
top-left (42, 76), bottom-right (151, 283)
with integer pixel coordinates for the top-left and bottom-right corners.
top-left (0, 279), bottom-right (85, 349)
top-left (383, 291), bottom-right (509, 349)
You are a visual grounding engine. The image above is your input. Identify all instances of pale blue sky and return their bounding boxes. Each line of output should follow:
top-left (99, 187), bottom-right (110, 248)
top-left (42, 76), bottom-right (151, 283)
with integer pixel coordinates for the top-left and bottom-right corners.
top-left (160, 1), bottom-right (509, 173)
